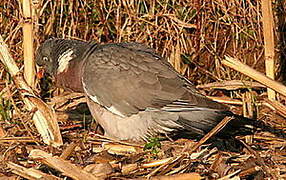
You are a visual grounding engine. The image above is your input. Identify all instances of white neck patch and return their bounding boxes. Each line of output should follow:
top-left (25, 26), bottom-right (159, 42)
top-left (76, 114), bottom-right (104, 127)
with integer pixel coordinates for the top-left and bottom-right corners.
top-left (57, 49), bottom-right (74, 73)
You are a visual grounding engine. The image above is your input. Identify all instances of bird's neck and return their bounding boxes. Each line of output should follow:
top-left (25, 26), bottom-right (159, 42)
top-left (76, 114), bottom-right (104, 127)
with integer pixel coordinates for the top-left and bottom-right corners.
top-left (55, 58), bottom-right (85, 92)
top-left (52, 40), bottom-right (96, 92)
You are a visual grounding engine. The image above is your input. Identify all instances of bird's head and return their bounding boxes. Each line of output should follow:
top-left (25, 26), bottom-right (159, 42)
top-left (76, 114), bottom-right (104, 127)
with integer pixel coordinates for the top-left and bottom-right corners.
top-left (36, 38), bottom-right (91, 78)
top-left (35, 39), bottom-right (59, 77)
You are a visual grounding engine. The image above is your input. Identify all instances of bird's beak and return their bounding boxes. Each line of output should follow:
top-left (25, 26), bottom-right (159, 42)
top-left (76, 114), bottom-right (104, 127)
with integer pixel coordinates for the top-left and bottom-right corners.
top-left (36, 67), bottom-right (45, 79)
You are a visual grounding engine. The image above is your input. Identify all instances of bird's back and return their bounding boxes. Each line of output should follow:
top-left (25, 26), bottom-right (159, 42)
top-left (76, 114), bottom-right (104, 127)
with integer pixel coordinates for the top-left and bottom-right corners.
top-left (81, 42), bottom-right (232, 140)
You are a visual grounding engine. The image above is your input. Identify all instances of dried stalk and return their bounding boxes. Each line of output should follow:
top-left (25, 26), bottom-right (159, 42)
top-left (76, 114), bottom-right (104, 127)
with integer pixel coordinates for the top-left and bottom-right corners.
top-left (22, 0), bottom-right (35, 87)
top-left (206, 96), bottom-right (243, 105)
top-left (0, 35), bottom-right (63, 146)
top-left (196, 80), bottom-right (266, 90)
top-left (222, 56), bottom-right (286, 97)
top-left (261, 0), bottom-right (276, 100)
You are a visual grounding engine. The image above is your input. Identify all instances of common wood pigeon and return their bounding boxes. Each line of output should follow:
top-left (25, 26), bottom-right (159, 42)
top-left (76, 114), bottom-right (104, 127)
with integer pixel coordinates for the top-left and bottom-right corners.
top-left (36, 39), bottom-right (251, 142)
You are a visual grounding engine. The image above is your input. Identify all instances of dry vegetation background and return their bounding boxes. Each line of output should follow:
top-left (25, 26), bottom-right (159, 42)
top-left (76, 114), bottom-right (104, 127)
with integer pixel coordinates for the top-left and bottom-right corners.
top-left (1, 0), bottom-right (286, 179)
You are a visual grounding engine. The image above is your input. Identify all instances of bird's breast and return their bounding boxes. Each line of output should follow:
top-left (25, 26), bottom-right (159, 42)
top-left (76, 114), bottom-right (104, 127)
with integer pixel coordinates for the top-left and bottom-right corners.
top-left (55, 60), bottom-right (85, 92)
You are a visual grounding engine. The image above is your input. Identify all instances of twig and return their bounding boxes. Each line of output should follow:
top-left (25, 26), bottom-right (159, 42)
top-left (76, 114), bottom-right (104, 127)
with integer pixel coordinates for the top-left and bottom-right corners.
top-left (222, 56), bottom-right (286, 97)
top-left (0, 136), bottom-right (37, 143)
top-left (263, 98), bottom-right (286, 119)
top-left (185, 117), bottom-right (233, 153)
top-left (196, 80), bottom-right (265, 90)
top-left (206, 96), bottom-right (243, 105)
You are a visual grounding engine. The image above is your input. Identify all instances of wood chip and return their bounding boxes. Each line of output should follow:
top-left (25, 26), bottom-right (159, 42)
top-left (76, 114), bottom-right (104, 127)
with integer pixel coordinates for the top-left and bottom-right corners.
top-left (29, 149), bottom-right (99, 180)
top-left (84, 163), bottom-right (113, 177)
top-left (103, 143), bottom-right (139, 155)
top-left (60, 142), bottom-right (78, 160)
top-left (136, 173), bottom-right (202, 180)
top-left (7, 162), bottom-right (60, 180)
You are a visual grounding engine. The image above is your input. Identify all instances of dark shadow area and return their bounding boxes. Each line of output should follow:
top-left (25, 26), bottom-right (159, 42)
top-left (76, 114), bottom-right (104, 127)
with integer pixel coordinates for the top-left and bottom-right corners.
top-left (170, 114), bottom-right (286, 152)
top-left (59, 103), bottom-right (105, 135)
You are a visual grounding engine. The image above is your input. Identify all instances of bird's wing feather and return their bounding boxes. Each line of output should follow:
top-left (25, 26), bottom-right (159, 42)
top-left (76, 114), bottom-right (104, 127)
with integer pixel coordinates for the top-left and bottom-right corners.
top-left (82, 43), bottom-right (227, 117)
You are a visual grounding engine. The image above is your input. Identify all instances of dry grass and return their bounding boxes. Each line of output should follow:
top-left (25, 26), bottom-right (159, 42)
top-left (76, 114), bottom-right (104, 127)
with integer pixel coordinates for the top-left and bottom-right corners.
top-left (0, 0), bottom-right (286, 179)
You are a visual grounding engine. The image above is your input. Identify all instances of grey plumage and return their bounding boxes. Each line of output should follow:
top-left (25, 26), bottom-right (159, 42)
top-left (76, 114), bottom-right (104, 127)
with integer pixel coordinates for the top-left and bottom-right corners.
top-left (36, 38), bottom-right (247, 141)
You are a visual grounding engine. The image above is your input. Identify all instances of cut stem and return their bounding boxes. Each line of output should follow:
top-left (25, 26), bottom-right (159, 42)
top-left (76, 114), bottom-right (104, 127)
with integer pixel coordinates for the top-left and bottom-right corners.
top-left (22, 0), bottom-right (35, 88)
top-left (261, 0), bottom-right (276, 100)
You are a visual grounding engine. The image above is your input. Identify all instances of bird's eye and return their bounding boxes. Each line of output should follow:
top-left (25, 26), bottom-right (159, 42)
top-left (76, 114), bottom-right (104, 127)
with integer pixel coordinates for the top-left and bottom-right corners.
top-left (43, 56), bottom-right (49, 62)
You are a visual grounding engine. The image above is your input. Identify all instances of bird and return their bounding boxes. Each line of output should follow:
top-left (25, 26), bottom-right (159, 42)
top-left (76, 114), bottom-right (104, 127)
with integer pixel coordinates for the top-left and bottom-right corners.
top-left (35, 38), bottom-right (253, 142)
